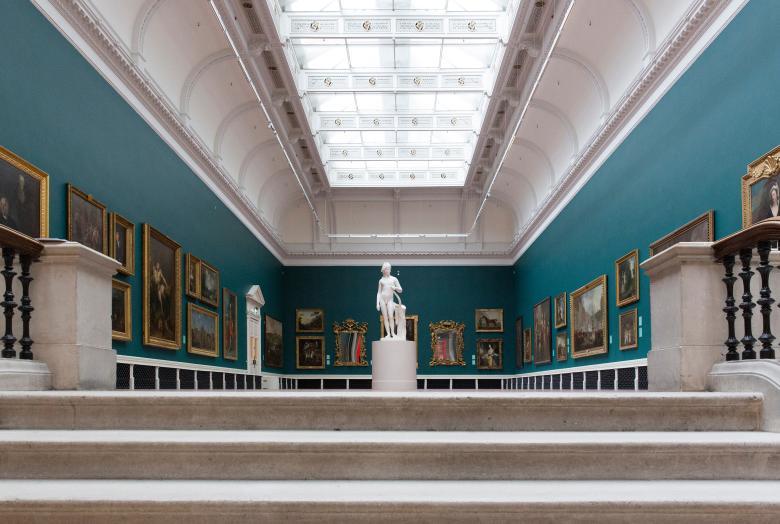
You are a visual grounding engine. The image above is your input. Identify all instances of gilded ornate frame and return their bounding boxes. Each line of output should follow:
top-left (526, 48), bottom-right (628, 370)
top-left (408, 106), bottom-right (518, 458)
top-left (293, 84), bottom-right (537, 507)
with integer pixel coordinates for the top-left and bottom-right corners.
top-left (570, 274), bottom-right (608, 359)
top-left (110, 212), bottom-right (134, 276)
top-left (619, 308), bottom-right (639, 351)
top-left (0, 146), bottom-right (49, 237)
top-left (142, 224), bottom-right (181, 350)
top-left (429, 320), bottom-right (465, 366)
top-left (296, 335), bottom-right (325, 369)
top-left (67, 183), bottom-right (107, 255)
top-left (742, 145), bottom-right (780, 228)
top-left (187, 302), bottom-right (219, 357)
top-left (476, 338), bottom-right (503, 370)
top-left (111, 278), bottom-right (131, 342)
top-left (333, 318), bottom-right (368, 366)
top-left (615, 249), bottom-right (639, 307)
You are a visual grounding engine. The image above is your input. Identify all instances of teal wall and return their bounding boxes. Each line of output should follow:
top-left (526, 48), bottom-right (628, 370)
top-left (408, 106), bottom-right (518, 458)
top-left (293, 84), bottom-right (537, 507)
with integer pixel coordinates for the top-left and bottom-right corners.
top-left (282, 266), bottom-right (515, 374)
top-left (513, 0), bottom-right (780, 373)
top-left (0, 1), bottom-right (283, 370)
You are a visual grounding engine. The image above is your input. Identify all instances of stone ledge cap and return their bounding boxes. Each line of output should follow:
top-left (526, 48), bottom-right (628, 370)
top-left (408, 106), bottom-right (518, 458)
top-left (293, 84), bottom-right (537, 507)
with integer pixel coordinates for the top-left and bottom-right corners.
top-left (38, 240), bottom-right (120, 275)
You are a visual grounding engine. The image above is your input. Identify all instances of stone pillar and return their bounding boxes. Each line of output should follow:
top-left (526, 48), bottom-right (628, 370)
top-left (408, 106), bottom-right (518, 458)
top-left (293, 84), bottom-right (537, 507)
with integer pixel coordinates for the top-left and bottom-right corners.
top-left (31, 240), bottom-right (120, 389)
top-left (372, 340), bottom-right (416, 391)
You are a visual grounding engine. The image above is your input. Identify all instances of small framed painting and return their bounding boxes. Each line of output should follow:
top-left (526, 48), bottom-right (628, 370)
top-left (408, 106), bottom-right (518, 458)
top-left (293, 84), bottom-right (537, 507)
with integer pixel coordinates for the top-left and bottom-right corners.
top-left (619, 309), bottom-right (638, 350)
top-left (185, 253), bottom-right (200, 299)
top-left (222, 288), bottom-right (238, 361)
top-left (477, 338), bottom-right (503, 370)
top-left (67, 184), bottom-right (107, 254)
top-left (296, 308), bottom-right (324, 332)
top-left (615, 249), bottom-right (639, 307)
top-left (554, 292), bottom-right (567, 328)
top-left (187, 303), bottom-right (219, 357)
top-left (571, 275), bottom-right (608, 359)
top-left (515, 317), bottom-right (523, 369)
top-left (523, 328), bottom-right (532, 363)
top-left (110, 213), bottom-right (134, 276)
top-left (475, 308), bottom-right (503, 332)
top-left (199, 259), bottom-right (220, 308)
top-left (264, 315), bottom-right (283, 369)
top-left (296, 335), bottom-right (325, 369)
top-left (111, 279), bottom-right (131, 341)
top-left (0, 146), bottom-right (49, 238)
top-left (556, 332), bottom-right (567, 362)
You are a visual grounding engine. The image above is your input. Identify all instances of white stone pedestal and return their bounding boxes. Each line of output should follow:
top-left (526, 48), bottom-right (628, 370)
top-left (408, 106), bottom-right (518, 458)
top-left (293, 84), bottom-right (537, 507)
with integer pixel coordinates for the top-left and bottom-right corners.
top-left (31, 241), bottom-right (120, 390)
top-left (0, 359), bottom-right (51, 390)
top-left (372, 340), bottom-right (416, 391)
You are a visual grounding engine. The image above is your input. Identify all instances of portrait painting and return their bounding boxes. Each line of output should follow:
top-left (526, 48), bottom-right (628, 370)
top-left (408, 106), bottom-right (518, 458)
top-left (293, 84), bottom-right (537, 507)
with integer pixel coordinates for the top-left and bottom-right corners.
top-left (187, 303), bottom-right (218, 357)
top-left (199, 260), bottom-right (220, 308)
top-left (515, 317), bottom-right (523, 369)
top-left (264, 315), bottom-right (283, 369)
top-left (619, 308), bottom-right (638, 350)
top-left (477, 338), bottom-right (503, 370)
top-left (556, 332), bottom-right (567, 362)
top-left (142, 224), bottom-right (181, 350)
top-left (533, 298), bottom-right (551, 365)
top-left (571, 275), bottom-right (608, 358)
top-left (475, 308), bottom-right (503, 332)
top-left (111, 279), bottom-right (131, 342)
top-left (649, 211), bottom-right (713, 256)
top-left (616, 249), bottom-right (639, 307)
top-left (334, 319), bottom-right (368, 366)
top-left (110, 213), bottom-right (134, 276)
top-left (296, 336), bottom-right (325, 369)
top-left (429, 320), bottom-right (465, 366)
top-left (0, 146), bottom-right (49, 238)
top-left (296, 308), bottom-right (324, 332)
top-left (223, 288), bottom-right (238, 361)
top-left (67, 184), bottom-right (107, 254)
top-left (523, 327), bottom-right (532, 363)
top-left (185, 254), bottom-right (200, 299)
top-left (743, 145), bottom-right (780, 227)
top-left (554, 292), bottom-right (567, 328)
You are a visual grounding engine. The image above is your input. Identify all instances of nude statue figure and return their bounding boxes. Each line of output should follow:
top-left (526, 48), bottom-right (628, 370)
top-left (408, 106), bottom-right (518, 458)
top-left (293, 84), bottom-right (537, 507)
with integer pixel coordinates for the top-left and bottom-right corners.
top-left (376, 262), bottom-right (404, 340)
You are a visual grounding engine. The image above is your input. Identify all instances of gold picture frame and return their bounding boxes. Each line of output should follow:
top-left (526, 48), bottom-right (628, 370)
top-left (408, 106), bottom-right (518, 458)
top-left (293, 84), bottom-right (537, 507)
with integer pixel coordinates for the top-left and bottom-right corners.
top-left (476, 338), bottom-right (503, 370)
top-left (187, 303), bottom-right (219, 357)
top-left (379, 314), bottom-right (419, 342)
top-left (742, 145), bottom-right (780, 227)
top-left (185, 253), bottom-right (200, 299)
top-left (554, 292), bottom-right (567, 328)
top-left (0, 146), bottom-right (49, 238)
top-left (199, 259), bottom-right (220, 308)
top-left (67, 184), bottom-right (107, 255)
top-left (296, 335), bottom-right (325, 369)
top-left (570, 275), bottom-right (608, 359)
top-left (111, 279), bottom-right (131, 342)
top-left (619, 308), bottom-right (639, 351)
top-left (475, 308), bottom-right (503, 332)
top-left (296, 308), bottom-right (324, 332)
top-left (523, 327), bottom-right (532, 363)
top-left (110, 213), bottom-right (134, 276)
top-left (615, 249), bottom-right (639, 307)
top-left (556, 332), bottom-right (567, 362)
top-left (533, 297), bottom-right (552, 365)
top-left (223, 288), bottom-right (238, 361)
top-left (333, 318), bottom-right (368, 366)
top-left (142, 224), bottom-right (181, 350)
top-left (429, 320), bottom-right (465, 366)
top-left (649, 211), bottom-right (714, 256)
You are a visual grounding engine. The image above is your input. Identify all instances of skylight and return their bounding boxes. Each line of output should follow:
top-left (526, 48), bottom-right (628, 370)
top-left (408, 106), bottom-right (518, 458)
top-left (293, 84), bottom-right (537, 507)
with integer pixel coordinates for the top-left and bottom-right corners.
top-left (272, 0), bottom-right (519, 187)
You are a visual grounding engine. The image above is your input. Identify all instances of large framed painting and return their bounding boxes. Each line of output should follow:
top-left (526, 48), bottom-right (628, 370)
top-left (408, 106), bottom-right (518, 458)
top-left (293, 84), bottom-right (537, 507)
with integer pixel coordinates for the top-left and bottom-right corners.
top-left (523, 327), bottom-right (532, 363)
top-left (475, 308), bottom-right (503, 332)
top-left (67, 184), bottom-right (107, 254)
top-left (187, 303), bottom-right (218, 357)
top-left (515, 317), bottom-right (523, 369)
top-left (554, 292), bottom-right (567, 328)
top-left (649, 211), bottom-right (713, 256)
top-left (296, 308), bottom-right (324, 332)
top-left (199, 259), bottom-right (220, 308)
top-left (533, 297), bottom-right (551, 365)
top-left (142, 224), bottom-right (181, 350)
top-left (334, 318), bottom-right (368, 366)
top-left (111, 279), bottom-right (131, 342)
top-left (429, 320), bottom-right (465, 366)
top-left (264, 314), bottom-right (283, 369)
top-left (223, 288), bottom-right (238, 361)
top-left (619, 308), bottom-right (638, 351)
top-left (615, 249), bottom-right (639, 307)
top-left (110, 213), bottom-right (134, 276)
top-left (296, 336), bottom-right (325, 369)
top-left (0, 146), bottom-right (49, 237)
top-left (556, 332), bottom-right (567, 362)
top-left (742, 145), bottom-right (780, 227)
top-left (571, 275), bottom-right (608, 359)
top-left (477, 338), bottom-right (502, 370)
top-left (185, 254), bottom-right (200, 299)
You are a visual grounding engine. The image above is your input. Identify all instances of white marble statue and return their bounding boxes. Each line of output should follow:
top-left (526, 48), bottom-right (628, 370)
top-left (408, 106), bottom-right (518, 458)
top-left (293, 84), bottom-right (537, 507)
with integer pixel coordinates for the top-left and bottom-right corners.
top-left (376, 262), bottom-right (406, 340)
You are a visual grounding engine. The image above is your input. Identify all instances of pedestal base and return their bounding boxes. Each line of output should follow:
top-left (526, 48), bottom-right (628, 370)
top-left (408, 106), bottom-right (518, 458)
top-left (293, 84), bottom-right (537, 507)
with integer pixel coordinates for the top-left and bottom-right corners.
top-left (372, 340), bottom-right (416, 391)
top-left (0, 359), bottom-right (52, 390)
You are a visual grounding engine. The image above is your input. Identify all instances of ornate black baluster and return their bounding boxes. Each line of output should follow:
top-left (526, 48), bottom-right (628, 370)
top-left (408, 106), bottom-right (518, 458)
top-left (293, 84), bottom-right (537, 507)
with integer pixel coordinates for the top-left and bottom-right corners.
top-left (18, 254), bottom-right (34, 360)
top-left (723, 254), bottom-right (740, 361)
top-left (756, 241), bottom-right (775, 359)
top-left (1, 247), bottom-right (17, 358)
top-left (739, 248), bottom-right (757, 359)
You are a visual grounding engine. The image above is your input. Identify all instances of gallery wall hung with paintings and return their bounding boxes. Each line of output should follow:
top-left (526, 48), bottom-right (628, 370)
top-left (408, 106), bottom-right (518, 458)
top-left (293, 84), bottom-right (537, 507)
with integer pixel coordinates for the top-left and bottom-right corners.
top-left (0, 1), bottom-right (283, 371)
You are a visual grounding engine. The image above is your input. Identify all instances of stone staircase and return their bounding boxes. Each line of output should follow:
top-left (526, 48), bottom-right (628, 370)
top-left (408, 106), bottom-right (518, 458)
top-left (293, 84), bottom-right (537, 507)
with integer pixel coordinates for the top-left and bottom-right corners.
top-left (0, 391), bottom-right (779, 522)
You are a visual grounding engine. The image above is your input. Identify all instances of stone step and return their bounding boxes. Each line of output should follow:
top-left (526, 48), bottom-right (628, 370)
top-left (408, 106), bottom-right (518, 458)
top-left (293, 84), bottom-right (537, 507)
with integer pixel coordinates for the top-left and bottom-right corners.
top-left (0, 480), bottom-right (778, 522)
top-left (2, 430), bottom-right (779, 480)
top-left (0, 391), bottom-right (762, 431)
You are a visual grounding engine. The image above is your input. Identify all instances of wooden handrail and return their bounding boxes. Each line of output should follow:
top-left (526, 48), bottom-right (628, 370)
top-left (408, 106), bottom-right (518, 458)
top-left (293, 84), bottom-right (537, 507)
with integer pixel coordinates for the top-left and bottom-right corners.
top-left (0, 225), bottom-right (43, 258)
top-left (712, 217), bottom-right (780, 260)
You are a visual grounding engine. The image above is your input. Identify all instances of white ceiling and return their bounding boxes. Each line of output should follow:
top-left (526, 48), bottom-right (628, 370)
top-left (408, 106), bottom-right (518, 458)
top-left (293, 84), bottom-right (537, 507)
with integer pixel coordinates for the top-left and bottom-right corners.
top-left (34, 0), bottom-right (744, 263)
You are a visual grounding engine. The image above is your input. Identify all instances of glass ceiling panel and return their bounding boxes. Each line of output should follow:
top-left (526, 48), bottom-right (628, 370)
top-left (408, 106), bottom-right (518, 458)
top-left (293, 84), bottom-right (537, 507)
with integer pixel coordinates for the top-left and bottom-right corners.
top-left (274, 0), bottom-right (519, 186)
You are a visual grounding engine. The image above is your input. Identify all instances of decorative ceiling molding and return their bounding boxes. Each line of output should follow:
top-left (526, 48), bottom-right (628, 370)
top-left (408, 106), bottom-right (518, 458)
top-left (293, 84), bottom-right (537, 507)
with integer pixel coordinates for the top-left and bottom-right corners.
top-left (131, 0), bottom-right (164, 59)
top-left (180, 48), bottom-right (234, 117)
